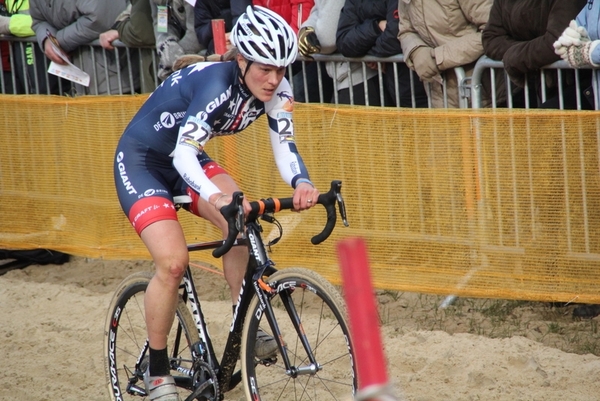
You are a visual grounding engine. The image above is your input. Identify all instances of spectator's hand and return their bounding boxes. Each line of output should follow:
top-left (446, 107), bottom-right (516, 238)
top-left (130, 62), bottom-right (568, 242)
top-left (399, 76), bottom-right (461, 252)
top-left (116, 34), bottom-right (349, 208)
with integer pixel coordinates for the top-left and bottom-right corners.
top-left (298, 27), bottom-right (321, 57)
top-left (410, 46), bottom-right (442, 84)
top-left (43, 38), bottom-right (68, 65)
top-left (99, 29), bottom-right (119, 50)
top-left (563, 40), bottom-right (600, 68)
top-left (378, 20), bottom-right (386, 32)
top-left (554, 20), bottom-right (590, 57)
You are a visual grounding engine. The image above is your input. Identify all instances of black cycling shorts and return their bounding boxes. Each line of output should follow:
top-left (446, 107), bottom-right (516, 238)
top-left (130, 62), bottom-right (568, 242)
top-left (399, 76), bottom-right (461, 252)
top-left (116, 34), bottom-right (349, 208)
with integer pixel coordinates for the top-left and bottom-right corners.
top-left (113, 135), bottom-right (227, 235)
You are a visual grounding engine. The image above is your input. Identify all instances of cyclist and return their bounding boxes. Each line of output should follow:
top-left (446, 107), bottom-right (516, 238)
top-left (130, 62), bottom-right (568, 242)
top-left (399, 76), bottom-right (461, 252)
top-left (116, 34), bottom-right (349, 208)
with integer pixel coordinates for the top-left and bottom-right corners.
top-left (113, 6), bottom-right (319, 401)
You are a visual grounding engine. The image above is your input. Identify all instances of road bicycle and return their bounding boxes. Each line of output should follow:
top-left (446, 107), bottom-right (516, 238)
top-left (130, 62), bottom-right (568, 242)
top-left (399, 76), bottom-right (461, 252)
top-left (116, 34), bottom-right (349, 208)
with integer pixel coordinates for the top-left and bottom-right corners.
top-left (104, 180), bottom-right (356, 401)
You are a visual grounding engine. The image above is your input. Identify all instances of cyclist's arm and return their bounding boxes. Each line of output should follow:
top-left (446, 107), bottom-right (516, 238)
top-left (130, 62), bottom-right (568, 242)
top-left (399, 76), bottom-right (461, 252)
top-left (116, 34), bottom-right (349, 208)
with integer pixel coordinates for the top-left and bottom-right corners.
top-left (171, 67), bottom-right (229, 201)
top-left (265, 78), bottom-right (313, 189)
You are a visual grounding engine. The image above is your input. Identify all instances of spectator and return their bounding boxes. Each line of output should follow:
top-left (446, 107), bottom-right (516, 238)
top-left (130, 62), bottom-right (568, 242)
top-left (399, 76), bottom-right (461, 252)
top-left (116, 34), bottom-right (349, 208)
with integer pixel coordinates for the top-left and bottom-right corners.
top-left (335, 0), bottom-right (427, 107)
top-left (0, 0), bottom-right (63, 94)
top-left (554, 3), bottom-right (600, 110)
top-left (193, 0), bottom-right (236, 57)
top-left (29, 0), bottom-right (139, 95)
top-left (230, 0), bottom-right (313, 33)
top-left (483, 0), bottom-right (589, 109)
top-left (300, 0), bottom-right (377, 105)
top-left (99, 0), bottom-right (157, 93)
top-left (0, 0), bottom-right (13, 93)
top-left (152, 0), bottom-right (204, 81)
top-left (398, 0), bottom-right (502, 108)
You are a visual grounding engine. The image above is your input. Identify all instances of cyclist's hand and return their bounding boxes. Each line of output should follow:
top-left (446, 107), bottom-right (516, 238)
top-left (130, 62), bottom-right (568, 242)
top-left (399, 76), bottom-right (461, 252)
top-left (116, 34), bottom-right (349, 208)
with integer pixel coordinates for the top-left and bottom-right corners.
top-left (211, 193), bottom-right (252, 215)
top-left (293, 182), bottom-right (320, 211)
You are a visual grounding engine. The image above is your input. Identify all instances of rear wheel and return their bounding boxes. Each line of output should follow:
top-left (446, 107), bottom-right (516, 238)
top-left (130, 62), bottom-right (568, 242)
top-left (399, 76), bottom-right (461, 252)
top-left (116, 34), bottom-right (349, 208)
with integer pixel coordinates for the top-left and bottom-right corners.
top-left (104, 271), bottom-right (200, 401)
top-left (241, 267), bottom-right (357, 400)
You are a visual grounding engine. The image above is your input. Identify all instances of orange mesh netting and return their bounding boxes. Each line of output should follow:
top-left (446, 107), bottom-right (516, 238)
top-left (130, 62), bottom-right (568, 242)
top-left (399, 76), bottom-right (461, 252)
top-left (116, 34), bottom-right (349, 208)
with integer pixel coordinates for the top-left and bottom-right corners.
top-left (1, 94), bottom-right (600, 302)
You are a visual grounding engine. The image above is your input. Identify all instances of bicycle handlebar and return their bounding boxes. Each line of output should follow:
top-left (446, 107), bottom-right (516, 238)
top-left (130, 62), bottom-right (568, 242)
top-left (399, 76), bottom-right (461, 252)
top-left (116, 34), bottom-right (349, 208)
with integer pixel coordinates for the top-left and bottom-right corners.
top-left (212, 180), bottom-right (348, 258)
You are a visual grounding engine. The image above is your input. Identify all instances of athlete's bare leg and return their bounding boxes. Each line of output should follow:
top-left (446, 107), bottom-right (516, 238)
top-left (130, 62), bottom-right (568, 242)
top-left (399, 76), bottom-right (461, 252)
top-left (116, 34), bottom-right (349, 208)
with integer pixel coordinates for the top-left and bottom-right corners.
top-left (196, 173), bottom-right (248, 304)
top-left (140, 219), bottom-right (189, 350)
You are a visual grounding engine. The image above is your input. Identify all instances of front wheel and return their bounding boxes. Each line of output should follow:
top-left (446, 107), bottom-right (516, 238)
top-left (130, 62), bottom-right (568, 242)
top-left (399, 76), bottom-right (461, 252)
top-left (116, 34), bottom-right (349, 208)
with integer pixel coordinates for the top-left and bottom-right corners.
top-left (241, 267), bottom-right (357, 400)
top-left (103, 271), bottom-right (200, 401)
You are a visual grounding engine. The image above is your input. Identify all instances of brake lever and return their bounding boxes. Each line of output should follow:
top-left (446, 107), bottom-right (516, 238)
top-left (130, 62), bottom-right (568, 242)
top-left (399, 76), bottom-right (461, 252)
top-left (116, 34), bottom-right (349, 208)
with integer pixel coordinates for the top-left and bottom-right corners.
top-left (329, 181), bottom-right (349, 227)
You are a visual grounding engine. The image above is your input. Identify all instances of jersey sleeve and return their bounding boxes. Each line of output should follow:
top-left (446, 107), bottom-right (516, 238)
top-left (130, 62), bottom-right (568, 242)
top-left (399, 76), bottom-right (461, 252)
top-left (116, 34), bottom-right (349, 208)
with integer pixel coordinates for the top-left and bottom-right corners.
top-left (171, 64), bottom-right (232, 200)
top-left (264, 78), bottom-right (311, 188)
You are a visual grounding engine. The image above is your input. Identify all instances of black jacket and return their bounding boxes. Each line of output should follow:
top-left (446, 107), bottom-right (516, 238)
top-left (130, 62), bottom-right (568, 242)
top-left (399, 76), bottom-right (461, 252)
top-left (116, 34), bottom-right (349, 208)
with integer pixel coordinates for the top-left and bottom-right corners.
top-left (335, 0), bottom-right (402, 58)
top-left (482, 0), bottom-right (587, 85)
top-left (194, 0), bottom-right (247, 54)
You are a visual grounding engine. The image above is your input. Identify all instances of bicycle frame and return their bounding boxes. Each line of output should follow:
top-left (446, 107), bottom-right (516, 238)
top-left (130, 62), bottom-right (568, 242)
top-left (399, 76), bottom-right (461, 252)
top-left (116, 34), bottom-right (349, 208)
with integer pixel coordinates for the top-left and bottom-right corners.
top-left (124, 180), bottom-right (349, 400)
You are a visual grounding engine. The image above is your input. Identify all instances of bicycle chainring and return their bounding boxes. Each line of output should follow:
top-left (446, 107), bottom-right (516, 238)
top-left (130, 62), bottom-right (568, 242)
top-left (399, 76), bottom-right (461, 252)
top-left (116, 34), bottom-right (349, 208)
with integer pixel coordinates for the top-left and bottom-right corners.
top-left (190, 360), bottom-right (220, 401)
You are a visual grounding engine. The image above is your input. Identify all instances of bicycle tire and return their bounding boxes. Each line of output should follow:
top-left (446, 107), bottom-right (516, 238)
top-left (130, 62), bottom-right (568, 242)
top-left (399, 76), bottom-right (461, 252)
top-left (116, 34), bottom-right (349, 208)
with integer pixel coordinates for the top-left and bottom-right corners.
top-left (104, 271), bottom-right (200, 401)
top-left (241, 267), bottom-right (357, 401)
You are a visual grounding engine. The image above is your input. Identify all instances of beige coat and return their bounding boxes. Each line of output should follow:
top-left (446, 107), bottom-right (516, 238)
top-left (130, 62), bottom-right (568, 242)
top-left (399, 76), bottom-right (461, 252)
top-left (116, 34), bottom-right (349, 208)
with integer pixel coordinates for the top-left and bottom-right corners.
top-left (398, 0), bottom-right (500, 108)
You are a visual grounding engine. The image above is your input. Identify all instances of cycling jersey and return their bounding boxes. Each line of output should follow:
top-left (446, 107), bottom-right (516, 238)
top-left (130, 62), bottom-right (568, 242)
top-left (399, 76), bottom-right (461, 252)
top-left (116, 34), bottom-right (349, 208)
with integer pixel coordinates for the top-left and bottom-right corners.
top-left (114, 60), bottom-right (310, 234)
top-left (123, 61), bottom-right (309, 200)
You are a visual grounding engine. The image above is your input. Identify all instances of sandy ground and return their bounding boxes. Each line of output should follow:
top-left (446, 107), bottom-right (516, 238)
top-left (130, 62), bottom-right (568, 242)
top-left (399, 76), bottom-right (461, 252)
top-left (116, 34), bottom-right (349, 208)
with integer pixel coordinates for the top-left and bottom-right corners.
top-left (2, 256), bottom-right (600, 401)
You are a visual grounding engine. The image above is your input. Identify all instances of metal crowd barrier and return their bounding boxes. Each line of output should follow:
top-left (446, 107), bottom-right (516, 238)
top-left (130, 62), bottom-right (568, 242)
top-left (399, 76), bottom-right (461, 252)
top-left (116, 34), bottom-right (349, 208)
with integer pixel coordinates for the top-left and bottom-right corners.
top-left (0, 36), bottom-right (157, 95)
top-left (470, 55), bottom-right (600, 110)
top-left (2, 35), bottom-right (599, 110)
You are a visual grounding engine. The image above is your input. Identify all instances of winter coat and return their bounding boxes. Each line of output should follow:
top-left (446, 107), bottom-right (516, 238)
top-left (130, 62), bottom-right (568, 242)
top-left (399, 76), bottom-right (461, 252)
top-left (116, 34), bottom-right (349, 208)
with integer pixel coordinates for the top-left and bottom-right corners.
top-left (336, 0), bottom-right (424, 105)
top-left (482, 0), bottom-right (586, 88)
top-left (336, 0), bottom-right (401, 58)
top-left (5, 0), bottom-right (34, 37)
top-left (246, 0), bottom-right (313, 33)
top-left (116, 0), bottom-right (155, 48)
top-left (151, 0), bottom-right (203, 81)
top-left (301, 0), bottom-right (367, 91)
top-left (30, 0), bottom-right (135, 95)
top-left (575, 0), bottom-right (600, 106)
top-left (113, 0), bottom-right (156, 93)
top-left (194, 0), bottom-right (234, 54)
top-left (398, 0), bottom-right (497, 108)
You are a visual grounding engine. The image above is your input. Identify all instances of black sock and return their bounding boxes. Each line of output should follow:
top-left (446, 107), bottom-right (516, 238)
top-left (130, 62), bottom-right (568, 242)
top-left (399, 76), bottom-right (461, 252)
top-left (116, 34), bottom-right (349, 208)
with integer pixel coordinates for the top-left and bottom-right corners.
top-left (232, 304), bottom-right (236, 315)
top-left (149, 347), bottom-right (170, 377)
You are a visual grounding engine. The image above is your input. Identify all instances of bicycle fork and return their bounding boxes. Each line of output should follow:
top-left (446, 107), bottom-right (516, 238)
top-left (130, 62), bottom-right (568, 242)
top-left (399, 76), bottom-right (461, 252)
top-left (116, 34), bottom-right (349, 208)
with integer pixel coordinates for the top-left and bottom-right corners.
top-left (257, 281), bottom-right (322, 378)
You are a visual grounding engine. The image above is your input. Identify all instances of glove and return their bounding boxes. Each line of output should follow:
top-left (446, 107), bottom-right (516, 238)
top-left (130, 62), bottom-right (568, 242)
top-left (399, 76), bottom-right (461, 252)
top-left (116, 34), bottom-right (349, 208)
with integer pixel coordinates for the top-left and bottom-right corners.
top-left (554, 20), bottom-right (590, 57)
top-left (563, 40), bottom-right (600, 68)
top-left (409, 46), bottom-right (441, 83)
top-left (298, 26), bottom-right (321, 57)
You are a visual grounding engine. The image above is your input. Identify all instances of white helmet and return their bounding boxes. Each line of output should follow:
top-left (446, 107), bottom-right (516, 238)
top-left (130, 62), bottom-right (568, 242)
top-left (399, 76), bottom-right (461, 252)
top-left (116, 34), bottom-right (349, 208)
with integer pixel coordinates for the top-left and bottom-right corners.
top-left (230, 5), bottom-right (298, 68)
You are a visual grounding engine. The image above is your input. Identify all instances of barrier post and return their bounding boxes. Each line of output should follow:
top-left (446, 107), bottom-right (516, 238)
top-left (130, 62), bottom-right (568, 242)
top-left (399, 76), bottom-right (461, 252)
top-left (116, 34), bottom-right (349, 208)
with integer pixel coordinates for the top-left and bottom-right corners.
top-left (336, 237), bottom-right (401, 401)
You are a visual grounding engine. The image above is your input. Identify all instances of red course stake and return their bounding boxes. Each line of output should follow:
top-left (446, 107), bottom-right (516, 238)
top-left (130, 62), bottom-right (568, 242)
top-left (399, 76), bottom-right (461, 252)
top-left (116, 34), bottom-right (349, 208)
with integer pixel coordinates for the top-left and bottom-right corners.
top-left (337, 237), bottom-right (389, 392)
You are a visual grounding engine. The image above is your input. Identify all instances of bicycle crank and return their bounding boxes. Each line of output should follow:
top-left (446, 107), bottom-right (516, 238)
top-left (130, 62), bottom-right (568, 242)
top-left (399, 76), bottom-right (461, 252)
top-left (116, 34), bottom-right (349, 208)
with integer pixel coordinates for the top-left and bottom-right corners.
top-left (185, 360), bottom-right (220, 401)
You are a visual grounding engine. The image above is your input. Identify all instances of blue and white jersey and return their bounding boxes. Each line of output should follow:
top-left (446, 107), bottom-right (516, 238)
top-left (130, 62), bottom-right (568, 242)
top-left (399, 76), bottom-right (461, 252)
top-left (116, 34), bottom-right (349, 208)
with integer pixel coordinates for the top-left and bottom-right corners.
top-left (123, 61), bottom-right (309, 200)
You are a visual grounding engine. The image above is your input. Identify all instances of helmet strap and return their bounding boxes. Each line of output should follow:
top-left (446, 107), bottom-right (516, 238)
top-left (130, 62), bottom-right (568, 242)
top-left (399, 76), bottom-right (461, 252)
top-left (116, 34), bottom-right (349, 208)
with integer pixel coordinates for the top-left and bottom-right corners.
top-left (242, 60), bottom-right (253, 82)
